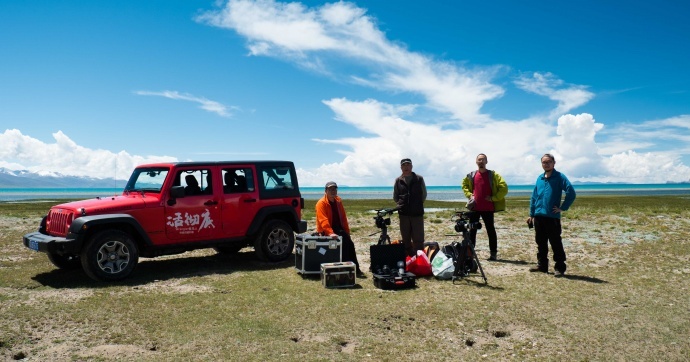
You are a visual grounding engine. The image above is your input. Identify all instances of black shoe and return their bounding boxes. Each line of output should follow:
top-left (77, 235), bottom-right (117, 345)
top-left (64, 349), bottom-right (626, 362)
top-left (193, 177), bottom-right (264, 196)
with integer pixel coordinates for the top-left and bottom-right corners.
top-left (487, 253), bottom-right (497, 261)
top-left (554, 270), bottom-right (565, 278)
top-left (529, 266), bottom-right (547, 273)
top-left (356, 269), bottom-right (366, 278)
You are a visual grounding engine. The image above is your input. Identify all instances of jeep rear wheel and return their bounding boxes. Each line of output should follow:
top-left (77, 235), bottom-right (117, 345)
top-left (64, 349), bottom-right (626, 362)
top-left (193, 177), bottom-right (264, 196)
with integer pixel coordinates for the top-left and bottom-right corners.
top-left (81, 230), bottom-right (139, 281)
top-left (47, 252), bottom-right (81, 270)
top-left (254, 220), bottom-right (294, 262)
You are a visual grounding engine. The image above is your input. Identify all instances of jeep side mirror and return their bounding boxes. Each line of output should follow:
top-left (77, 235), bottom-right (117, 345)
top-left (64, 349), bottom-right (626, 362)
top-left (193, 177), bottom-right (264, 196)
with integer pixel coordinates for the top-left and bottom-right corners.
top-left (168, 186), bottom-right (185, 206)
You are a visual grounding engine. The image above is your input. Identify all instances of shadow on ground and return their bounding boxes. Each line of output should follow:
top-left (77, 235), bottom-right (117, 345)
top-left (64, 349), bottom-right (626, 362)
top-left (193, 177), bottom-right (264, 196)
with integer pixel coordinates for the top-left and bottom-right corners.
top-left (31, 250), bottom-right (293, 288)
top-left (560, 274), bottom-right (608, 283)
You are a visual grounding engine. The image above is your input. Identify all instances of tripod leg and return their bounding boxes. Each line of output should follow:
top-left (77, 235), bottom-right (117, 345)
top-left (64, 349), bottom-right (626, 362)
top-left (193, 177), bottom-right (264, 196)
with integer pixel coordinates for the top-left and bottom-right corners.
top-left (467, 241), bottom-right (488, 284)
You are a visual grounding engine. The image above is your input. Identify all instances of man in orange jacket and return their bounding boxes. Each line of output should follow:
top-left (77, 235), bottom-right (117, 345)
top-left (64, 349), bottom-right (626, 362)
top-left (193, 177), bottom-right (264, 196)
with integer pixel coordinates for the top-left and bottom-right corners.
top-left (316, 181), bottom-right (364, 277)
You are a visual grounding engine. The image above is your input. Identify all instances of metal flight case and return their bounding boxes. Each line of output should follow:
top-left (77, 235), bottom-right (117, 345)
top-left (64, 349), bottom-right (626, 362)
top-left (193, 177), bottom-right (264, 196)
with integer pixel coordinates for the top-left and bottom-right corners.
top-left (295, 234), bottom-right (342, 275)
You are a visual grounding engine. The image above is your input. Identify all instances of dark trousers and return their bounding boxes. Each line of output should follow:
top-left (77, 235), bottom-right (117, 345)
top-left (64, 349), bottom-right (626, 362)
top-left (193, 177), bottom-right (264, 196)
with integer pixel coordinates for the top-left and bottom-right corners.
top-left (399, 215), bottom-right (424, 257)
top-left (336, 231), bottom-right (361, 271)
top-left (469, 211), bottom-right (498, 254)
top-left (534, 216), bottom-right (567, 272)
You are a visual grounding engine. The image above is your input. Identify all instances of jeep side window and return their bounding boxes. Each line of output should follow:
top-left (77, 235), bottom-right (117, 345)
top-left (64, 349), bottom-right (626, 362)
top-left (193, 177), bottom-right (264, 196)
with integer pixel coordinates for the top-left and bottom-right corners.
top-left (178, 169), bottom-right (211, 196)
top-left (261, 166), bottom-right (294, 190)
top-left (222, 168), bottom-right (254, 194)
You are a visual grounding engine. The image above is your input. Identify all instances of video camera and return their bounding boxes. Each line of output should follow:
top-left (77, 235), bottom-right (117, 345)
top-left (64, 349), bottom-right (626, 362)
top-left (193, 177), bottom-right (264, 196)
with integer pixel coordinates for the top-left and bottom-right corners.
top-left (374, 207), bottom-right (398, 229)
top-left (370, 206), bottom-right (400, 245)
top-left (452, 211), bottom-right (482, 233)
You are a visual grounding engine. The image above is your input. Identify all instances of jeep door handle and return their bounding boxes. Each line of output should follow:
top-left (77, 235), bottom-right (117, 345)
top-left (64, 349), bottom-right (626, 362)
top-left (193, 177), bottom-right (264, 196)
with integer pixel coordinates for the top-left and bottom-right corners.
top-left (204, 200), bottom-right (218, 206)
top-left (244, 198), bottom-right (257, 203)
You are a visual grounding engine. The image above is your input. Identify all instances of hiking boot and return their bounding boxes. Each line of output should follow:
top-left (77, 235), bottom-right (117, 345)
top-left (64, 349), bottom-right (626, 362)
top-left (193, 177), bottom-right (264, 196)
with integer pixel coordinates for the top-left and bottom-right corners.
top-left (356, 269), bottom-right (366, 278)
top-left (554, 269), bottom-right (565, 278)
top-left (487, 252), bottom-right (497, 261)
top-left (529, 266), bottom-right (548, 273)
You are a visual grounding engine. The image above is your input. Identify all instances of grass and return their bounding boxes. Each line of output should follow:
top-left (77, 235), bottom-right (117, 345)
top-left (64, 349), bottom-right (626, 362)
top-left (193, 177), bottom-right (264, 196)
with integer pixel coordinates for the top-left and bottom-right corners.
top-left (1, 196), bottom-right (689, 361)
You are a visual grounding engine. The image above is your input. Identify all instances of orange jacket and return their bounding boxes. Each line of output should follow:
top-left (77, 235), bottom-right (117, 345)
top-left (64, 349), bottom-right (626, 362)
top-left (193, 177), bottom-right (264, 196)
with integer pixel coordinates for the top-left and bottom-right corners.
top-left (315, 194), bottom-right (350, 235)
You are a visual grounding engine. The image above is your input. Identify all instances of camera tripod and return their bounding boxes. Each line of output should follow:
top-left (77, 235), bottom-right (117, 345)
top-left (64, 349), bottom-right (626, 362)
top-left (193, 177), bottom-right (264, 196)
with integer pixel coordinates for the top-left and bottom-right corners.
top-left (368, 207), bottom-right (404, 274)
top-left (369, 207), bottom-right (399, 245)
top-left (450, 211), bottom-right (488, 284)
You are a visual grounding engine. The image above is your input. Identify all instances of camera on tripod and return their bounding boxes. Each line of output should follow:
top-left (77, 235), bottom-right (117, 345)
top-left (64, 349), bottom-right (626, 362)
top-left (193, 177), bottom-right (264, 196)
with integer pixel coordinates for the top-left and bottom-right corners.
top-left (369, 207), bottom-right (400, 245)
top-left (374, 208), bottom-right (393, 229)
top-left (453, 211), bottom-right (482, 233)
top-left (446, 210), bottom-right (488, 283)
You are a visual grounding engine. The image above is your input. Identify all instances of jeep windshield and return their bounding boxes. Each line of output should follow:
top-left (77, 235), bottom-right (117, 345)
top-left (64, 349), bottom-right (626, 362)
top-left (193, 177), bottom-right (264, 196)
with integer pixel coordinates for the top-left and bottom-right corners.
top-left (124, 167), bottom-right (169, 193)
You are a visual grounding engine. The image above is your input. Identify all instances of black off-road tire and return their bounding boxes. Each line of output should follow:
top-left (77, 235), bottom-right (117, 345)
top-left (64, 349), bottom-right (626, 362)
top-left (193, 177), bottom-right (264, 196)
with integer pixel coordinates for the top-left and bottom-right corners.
top-left (80, 230), bottom-right (139, 281)
top-left (47, 252), bottom-right (81, 270)
top-left (254, 220), bottom-right (294, 262)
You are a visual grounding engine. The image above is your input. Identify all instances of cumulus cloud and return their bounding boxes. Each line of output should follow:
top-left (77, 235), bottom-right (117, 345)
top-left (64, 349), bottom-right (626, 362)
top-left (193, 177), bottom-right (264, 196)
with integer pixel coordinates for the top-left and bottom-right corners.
top-left (135, 90), bottom-right (236, 117)
top-left (0, 129), bottom-right (177, 180)
top-left (298, 98), bottom-right (554, 186)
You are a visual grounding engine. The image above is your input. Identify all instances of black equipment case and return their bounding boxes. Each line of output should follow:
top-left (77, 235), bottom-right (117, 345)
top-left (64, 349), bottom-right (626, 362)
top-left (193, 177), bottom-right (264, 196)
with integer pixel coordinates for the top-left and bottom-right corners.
top-left (370, 242), bottom-right (416, 290)
top-left (372, 271), bottom-right (416, 290)
top-left (295, 234), bottom-right (342, 274)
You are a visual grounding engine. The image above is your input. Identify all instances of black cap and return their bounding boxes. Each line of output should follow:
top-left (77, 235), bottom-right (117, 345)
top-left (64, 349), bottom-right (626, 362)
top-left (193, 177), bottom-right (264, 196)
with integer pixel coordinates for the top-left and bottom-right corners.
top-left (400, 158), bottom-right (412, 165)
top-left (325, 181), bottom-right (338, 189)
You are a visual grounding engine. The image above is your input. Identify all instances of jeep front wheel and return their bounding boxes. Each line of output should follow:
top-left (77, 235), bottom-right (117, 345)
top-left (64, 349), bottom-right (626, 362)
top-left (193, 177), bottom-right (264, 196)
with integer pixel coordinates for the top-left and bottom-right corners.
top-left (47, 252), bottom-right (81, 270)
top-left (254, 220), bottom-right (294, 262)
top-left (81, 230), bottom-right (139, 281)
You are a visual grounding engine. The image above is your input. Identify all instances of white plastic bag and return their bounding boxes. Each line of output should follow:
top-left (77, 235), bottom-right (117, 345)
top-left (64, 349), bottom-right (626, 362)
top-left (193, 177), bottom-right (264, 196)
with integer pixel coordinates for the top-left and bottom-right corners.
top-left (431, 250), bottom-right (454, 280)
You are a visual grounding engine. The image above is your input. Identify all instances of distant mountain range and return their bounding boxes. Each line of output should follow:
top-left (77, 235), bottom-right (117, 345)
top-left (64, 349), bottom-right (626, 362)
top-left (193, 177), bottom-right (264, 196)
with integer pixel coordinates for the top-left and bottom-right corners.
top-left (0, 168), bottom-right (125, 188)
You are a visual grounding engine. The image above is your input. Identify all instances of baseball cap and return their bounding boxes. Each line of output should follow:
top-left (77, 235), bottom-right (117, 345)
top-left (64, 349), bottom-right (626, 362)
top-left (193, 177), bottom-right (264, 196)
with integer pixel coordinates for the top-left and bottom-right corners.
top-left (400, 158), bottom-right (412, 165)
top-left (325, 181), bottom-right (338, 189)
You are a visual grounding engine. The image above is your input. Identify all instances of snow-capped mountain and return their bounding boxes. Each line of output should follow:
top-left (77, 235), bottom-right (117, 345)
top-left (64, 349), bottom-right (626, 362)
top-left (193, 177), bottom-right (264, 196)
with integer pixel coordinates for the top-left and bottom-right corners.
top-left (0, 168), bottom-right (126, 188)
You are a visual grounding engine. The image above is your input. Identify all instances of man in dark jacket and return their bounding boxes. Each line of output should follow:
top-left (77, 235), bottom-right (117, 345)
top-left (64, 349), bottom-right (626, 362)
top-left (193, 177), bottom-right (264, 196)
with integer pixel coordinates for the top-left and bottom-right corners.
top-left (393, 158), bottom-right (427, 257)
top-left (527, 153), bottom-right (576, 277)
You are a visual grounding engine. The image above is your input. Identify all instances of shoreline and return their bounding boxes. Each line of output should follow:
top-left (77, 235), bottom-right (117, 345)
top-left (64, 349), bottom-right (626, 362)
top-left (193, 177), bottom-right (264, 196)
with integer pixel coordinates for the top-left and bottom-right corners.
top-left (1, 184), bottom-right (689, 203)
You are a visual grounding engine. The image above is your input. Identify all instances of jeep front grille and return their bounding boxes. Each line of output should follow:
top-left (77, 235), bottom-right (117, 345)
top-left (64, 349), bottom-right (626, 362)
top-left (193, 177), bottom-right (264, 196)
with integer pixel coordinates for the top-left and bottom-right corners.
top-left (47, 209), bottom-right (74, 237)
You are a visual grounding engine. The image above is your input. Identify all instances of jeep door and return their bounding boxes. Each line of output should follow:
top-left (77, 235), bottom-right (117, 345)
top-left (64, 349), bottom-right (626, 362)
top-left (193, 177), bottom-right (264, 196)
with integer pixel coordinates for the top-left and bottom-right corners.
top-left (164, 167), bottom-right (221, 241)
top-left (220, 166), bottom-right (258, 237)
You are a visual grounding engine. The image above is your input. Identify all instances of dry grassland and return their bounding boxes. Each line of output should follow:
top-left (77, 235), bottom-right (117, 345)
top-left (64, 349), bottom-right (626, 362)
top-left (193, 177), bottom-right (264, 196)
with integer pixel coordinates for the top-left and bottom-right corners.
top-left (1, 196), bottom-right (689, 361)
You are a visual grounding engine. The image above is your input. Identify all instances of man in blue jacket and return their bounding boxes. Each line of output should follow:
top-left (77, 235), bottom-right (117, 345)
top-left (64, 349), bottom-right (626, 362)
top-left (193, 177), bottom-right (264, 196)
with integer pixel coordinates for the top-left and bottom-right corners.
top-left (527, 154), bottom-right (576, 277)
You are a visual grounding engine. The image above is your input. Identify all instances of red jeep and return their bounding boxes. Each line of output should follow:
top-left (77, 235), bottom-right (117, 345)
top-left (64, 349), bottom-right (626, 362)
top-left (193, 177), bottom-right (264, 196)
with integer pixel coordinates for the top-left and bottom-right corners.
top-left (23, 161), bottom-right (307, 281)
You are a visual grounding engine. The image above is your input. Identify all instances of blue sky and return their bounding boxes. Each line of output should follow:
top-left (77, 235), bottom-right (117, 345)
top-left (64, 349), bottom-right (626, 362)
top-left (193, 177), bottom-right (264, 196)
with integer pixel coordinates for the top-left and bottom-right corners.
top-left (1, 0), bottom-right (689, 186)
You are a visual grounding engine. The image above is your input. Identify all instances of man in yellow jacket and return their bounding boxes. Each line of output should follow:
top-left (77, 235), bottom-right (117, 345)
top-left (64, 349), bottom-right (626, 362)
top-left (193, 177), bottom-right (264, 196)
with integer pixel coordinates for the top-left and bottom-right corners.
top-left (461, 153), bottom-right (509, 261)
top-left (316, 181), bottom-right (364, 277)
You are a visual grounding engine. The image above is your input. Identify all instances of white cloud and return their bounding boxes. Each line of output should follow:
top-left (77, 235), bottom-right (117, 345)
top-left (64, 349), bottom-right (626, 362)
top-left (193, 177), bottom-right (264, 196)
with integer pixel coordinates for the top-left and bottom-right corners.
top-left (135, 90), bottom-right (236, 117)
top-left (604, 150), bottom-right (690, 183)
top-left (197, 0), bottom-right (504, 124)
top-left (0, 129), bottom-right (177, 180)
top-left (515, 72), bottom-right (595, 120)
top-left (298, 98), bottom-right (553, 186)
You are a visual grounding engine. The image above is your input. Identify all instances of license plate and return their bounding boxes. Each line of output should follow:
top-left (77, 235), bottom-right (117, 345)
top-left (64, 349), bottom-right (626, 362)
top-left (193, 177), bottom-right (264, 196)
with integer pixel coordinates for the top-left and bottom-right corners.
top-left (28, 239), bottom-right (40, 251)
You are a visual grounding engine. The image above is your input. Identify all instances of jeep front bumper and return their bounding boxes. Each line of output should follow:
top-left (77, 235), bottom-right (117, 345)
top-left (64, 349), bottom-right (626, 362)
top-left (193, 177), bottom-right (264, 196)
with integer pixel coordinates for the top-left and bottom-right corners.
top-left (23, 232), bottom-right (82, 255)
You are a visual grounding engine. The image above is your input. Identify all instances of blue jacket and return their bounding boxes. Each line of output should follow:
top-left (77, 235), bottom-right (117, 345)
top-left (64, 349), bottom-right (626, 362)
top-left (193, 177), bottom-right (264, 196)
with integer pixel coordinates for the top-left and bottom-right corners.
top-left (530, 170), bottom-right (576, 219)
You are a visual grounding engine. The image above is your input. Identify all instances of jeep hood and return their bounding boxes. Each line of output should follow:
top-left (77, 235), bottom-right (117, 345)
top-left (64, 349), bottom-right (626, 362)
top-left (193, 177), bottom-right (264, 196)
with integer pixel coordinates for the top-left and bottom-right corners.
top-left (51, 194), bottom-right (158, 216)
